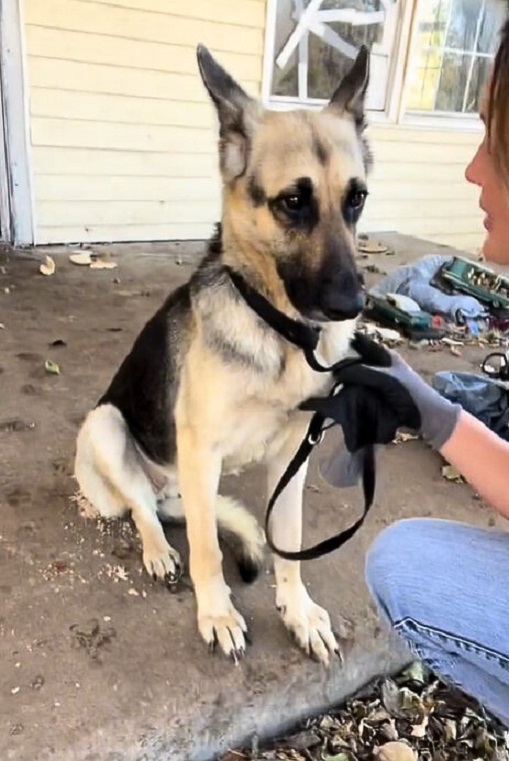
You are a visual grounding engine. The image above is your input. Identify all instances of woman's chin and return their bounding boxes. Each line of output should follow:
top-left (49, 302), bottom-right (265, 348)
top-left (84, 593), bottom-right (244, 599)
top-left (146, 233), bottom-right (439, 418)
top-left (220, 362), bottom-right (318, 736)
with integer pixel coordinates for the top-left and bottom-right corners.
top-left (482, 231), bottom-right (508, 265)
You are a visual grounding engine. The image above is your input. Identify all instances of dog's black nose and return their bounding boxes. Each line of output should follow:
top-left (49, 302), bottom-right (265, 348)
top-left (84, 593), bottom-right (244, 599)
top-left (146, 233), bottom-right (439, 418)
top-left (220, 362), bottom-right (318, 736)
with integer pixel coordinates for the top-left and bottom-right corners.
top-left (320, 274), bottom-right (365, 321)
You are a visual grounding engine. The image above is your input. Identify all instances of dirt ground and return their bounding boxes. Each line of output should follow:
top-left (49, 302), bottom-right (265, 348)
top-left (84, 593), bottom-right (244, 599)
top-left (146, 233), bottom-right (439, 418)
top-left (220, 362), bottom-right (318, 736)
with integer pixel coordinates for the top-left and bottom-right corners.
top-left (0, 233), bottom-right (506, 761)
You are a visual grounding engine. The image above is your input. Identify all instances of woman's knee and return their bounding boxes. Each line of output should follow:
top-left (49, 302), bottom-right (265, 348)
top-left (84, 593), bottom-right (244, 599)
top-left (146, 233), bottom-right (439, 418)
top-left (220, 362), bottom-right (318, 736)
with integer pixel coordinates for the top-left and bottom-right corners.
top-left (365, 518), bottom-right (445, 623)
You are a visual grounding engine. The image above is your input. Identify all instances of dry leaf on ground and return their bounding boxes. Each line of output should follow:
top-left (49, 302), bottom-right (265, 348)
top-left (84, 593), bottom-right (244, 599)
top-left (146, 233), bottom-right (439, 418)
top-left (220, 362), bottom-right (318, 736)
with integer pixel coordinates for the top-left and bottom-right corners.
top-left (357, 241), bottom-right (390, 254)
top-left (374, 741), bottom-right (416, 761)
top-left (223, 660), bottom-right (509, 761)
top-left (90, 259), bottom-right (118, 270)
top-left (69, 252), bottom-right (93, 266)
top-left (442, 464), bottom-right (464, 483)
top-left (39, 255), bottom-right (55, 276)
top-left (44, 359), bottom-right (60, 375)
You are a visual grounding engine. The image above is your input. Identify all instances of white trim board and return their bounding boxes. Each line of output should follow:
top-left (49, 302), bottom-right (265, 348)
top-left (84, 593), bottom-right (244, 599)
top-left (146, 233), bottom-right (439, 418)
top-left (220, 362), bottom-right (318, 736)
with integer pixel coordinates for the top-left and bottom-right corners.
top-left (0, 0), bottom-right (34, 245)
top-left (0, 69), bottom-right (12, 242)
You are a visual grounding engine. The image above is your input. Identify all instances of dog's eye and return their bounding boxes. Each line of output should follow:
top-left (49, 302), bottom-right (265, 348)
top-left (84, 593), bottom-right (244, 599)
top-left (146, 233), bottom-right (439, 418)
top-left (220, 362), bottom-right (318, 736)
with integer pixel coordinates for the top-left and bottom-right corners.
top-left (347, 190), bottom-right (367, 211)
top-left (281, 194), bottom-right (305, 213)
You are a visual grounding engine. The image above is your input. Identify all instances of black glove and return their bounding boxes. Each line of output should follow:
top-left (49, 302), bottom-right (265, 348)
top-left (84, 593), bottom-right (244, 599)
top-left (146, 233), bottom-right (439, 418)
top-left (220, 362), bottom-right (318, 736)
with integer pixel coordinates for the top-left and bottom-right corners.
top-left (300, 333), bottom-right (422, 453)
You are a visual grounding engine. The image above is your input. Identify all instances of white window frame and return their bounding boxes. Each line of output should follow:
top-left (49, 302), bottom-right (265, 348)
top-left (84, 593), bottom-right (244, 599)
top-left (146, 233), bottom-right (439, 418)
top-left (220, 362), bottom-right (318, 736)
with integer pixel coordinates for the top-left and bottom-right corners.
top-left (400, 0), bottom-right (495, 132)
top-left (262, 0), bottom-right (414, 119)
top-left (262, 0), bottom-right (487, 133)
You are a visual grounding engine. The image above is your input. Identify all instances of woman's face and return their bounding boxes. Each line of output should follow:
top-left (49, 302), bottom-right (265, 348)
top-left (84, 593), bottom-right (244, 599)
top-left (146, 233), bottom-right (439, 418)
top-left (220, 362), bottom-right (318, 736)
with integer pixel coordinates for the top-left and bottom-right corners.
top-left (465, 83), bottom-right (509, 265)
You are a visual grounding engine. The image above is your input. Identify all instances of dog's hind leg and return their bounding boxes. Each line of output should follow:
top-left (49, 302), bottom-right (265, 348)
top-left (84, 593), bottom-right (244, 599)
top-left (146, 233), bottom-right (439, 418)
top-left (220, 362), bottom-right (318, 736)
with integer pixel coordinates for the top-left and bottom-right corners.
top-left (266, 416), bottom-right (340, 665)
top-left (158, 492), bottom-right (265, 583)
top-left (75, 404), bottom-right (181, 583)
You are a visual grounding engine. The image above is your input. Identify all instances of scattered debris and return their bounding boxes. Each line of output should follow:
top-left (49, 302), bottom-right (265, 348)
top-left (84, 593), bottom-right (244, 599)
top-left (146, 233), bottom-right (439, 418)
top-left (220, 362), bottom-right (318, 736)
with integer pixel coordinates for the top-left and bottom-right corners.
top-left (363, 323), bottom-right (403, 344)
top-left (374, 742), bottom-right (416, 761)
top-left (442, 464), bottom-right (464, 483)
top-left (393, 432), bottom-right (419, 444)
top-left (223, 665), bottom-right (509, 760)
top-left (44, 359), bottom-right (60, 375)
top-left (111, 539), bottom-right (134, 560)
top-left (357, 240), bottom-right (392, 255)
top-left (70, 490), bottom-right (99, 519)
top-left (69, 251), bottom-right (117, 269)
top-left (442, 337), bottom-right (464, 347)
top-left (90, 258), bottom-right (118, 270)
top-left (105, 563), bottom-right (129, 582)
top-left (0, 419), bottom-right (35, 432)
top-left (70, 617), bottom-right (116, 659)
top-left (69, 252), bottom-right (93, 266)
top-left (31, 675), bottom-right (45, 690)
top-left (364, 263), bottom-right (384, 275)
top-left (51, 559), bottom-right (70, 574)
top-left (39, 255), bottom-right (55, 276)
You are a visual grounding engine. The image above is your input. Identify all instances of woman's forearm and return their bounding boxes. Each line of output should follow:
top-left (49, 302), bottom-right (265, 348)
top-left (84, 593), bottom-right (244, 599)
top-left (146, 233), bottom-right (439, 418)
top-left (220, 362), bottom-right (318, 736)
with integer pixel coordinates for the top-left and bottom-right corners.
top-left (440, 410), bottom-right (509, 519)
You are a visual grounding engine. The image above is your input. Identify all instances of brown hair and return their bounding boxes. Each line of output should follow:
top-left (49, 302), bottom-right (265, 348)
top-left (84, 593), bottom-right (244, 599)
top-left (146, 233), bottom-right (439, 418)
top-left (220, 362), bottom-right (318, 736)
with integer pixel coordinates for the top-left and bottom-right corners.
top-left (488, 15), bottom-right (509, 182)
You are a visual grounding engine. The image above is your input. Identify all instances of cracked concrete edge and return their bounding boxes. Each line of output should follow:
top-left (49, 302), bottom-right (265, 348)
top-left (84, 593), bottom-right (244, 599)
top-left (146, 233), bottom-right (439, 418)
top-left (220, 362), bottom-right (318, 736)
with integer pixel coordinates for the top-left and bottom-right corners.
top-left (44, 633), bottom-right (412, 761)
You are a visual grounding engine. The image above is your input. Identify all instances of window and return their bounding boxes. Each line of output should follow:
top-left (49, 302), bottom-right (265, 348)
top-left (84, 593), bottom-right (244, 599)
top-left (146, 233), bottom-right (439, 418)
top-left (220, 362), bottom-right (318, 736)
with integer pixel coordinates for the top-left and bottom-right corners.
top-left (265, 0), bottom-right (400, 110)
top-left (406, 0), bottom-right (506, 116)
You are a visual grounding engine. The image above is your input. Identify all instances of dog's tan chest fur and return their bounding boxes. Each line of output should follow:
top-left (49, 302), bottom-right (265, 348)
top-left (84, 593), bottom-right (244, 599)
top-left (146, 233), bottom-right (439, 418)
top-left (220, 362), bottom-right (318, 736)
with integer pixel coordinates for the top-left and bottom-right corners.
top-left (206, 319), bottom-right (355, 472)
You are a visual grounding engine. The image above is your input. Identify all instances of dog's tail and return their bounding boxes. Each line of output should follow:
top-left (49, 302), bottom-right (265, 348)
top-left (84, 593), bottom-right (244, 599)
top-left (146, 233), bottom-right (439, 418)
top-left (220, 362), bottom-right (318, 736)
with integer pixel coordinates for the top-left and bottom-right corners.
top-left (215, 495), bottom-right (265, 583)
top-left (158, 493), bottom-right (265, 583)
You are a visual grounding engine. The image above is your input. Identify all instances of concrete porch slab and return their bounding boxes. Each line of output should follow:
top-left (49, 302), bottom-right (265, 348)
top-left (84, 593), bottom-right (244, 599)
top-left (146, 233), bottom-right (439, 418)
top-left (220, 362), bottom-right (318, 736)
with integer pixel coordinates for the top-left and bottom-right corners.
top-left (0, 234), bottom-right (501, 760)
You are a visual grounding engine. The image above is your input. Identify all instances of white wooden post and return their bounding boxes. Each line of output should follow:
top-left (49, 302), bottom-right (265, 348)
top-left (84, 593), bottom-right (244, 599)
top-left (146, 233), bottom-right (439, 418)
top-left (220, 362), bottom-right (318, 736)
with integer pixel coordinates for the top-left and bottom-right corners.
top-left (0, 0), bottom-right (34, 245)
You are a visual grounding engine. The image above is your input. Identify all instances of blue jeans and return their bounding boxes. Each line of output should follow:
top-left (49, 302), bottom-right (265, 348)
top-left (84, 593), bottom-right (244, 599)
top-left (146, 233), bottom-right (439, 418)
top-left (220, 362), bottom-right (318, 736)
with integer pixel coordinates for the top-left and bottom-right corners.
top-left (366, 518), bottom-right (509, 725)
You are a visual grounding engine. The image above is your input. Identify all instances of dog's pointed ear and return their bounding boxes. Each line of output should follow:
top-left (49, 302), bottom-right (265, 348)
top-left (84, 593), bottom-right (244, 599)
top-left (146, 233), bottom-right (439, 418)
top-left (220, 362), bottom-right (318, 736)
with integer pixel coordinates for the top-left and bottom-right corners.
top-left (197, 44), bottom-right (261, 181)
top-left (327, 45), bottom-right (370, 128)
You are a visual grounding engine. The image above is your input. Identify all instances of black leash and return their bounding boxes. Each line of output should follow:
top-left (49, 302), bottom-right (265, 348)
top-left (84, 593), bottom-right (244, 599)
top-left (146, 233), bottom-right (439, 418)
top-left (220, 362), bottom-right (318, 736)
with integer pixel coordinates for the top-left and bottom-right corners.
top-left (226, 266), bottom-right (376, 562)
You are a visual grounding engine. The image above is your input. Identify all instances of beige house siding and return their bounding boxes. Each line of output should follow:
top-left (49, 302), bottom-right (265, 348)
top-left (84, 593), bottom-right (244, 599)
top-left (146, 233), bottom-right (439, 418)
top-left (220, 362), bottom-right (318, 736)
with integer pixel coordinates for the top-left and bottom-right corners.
top-left (24, 0), bottom-right (266, 244)
top-left (23, 0), bottom-right (484, 252)
top-left (361, 125), bottom-right (484, 253)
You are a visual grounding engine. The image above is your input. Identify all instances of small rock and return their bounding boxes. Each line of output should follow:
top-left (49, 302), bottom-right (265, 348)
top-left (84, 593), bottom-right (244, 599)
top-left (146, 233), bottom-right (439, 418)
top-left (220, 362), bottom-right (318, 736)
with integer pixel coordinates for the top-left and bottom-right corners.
top-left (374, 741), bottom-right (417, 761)
top-left (0, 419), bottom-right (35, 432)
top-left (31, 675), bottom-right (45, 690)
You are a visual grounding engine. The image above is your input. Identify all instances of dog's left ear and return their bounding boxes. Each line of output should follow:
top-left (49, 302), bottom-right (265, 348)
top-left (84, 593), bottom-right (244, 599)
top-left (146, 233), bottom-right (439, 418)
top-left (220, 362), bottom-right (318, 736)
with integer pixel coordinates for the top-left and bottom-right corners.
top-left (327, 45), bottom-right (370, 128)
top-left (197, 44), bottom-right (261, 181)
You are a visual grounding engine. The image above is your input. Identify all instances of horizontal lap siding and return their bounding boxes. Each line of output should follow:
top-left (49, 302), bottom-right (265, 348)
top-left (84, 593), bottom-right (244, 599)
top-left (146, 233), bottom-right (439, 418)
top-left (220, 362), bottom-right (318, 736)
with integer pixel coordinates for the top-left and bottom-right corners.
top-left (24, 0), bottom-right (266, 243)
top-left (361, 124), bottom-right (484, 253)
top-left (25, 0), bottom-right (483, 251)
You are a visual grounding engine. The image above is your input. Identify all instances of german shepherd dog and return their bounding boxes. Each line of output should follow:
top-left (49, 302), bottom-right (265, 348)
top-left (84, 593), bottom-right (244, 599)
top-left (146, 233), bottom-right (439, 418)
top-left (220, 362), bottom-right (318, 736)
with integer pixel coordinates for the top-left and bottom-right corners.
top-left (74, 45), bottom-right (372, 664)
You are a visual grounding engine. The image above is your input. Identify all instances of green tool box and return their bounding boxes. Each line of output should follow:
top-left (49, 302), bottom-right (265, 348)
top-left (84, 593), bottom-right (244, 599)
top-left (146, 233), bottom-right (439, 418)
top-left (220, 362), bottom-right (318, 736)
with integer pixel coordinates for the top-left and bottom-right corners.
top-left (364, 294), bottom-right (443, 340)
top-left (437, 256), bottom-right (509, 309)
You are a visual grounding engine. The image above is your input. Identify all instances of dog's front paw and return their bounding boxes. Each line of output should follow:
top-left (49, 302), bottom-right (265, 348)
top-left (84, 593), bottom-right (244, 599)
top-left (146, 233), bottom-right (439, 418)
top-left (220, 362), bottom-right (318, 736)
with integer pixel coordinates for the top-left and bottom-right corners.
top-left (277, 584), bottom-right (340, 665)
top-left (197, 581), bottom-right (248, 663)
top-left (143, 540), bottom-right (182, 585)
